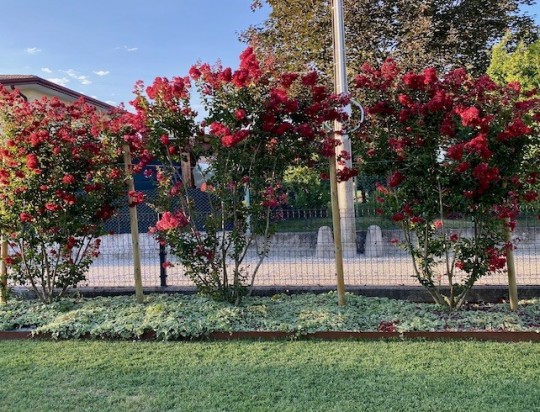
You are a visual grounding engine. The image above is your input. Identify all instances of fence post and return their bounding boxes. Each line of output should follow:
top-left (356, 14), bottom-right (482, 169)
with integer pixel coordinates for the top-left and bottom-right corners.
top-left (159, 226), bottom-right (168, 287)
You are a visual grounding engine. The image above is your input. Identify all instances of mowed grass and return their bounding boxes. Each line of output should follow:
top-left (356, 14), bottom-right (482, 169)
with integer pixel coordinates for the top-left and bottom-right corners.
top-left (0, 340), bottom-right (538, 412)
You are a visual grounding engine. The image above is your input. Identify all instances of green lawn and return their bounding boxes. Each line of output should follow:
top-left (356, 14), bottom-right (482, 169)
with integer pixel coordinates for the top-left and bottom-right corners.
top-left (0, 340), bottom-right (538, 411)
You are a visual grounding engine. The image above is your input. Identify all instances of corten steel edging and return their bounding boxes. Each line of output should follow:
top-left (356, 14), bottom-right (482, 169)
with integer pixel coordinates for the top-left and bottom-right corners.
top-left (0, 330), bottom-right (538, 342)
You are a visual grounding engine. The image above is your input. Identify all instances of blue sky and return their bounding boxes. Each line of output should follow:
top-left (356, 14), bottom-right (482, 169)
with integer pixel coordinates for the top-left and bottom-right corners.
top-left (1, 1), bottom-right (538, 109)
top-left (0, 0), bottom-right (270, 107)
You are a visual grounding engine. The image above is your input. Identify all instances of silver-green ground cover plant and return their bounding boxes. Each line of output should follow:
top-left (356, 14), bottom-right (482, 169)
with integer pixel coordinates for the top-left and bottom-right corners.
top-left (0, 292), bottom-right (537, 340)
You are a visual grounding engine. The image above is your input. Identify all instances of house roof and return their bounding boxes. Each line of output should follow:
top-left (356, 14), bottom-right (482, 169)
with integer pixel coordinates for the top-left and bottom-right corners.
top-left (0, 75), bottom-right (114, 111)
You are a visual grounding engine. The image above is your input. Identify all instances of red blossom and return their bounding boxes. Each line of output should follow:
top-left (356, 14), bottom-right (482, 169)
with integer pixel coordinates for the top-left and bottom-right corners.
top-left (301, 71), bottom-right (318, 87)
top-left (234, 109), bottom-right (247, 121)
top-left (388, 171), bottom-right (404, 187)
top-left (446, 144), bottom-right (464, 161)
top-left (455, 106), bottom-right (481, 127)
top-left (464, 133), bottom-right (492, 159)
top-left (62, 174), bottom-right (76, 185)
top-left (26, 154), bottom-right (39, 170)
top-left (392, 212), bottom-right (405, 222)
top-left (402, 72), bottom-right (425, 90)
top-left (487, 248), bottom-right (506, 271)
top-left (155, 211), bottom-right (188, 231)
top-left (472, 163), bottom-right (500, 194)
top-left (439, 113), bottom-right (456, 137)
top-left (336, 166), bottom-right (358, 182)
top-left (19, 212), bottom-right (33, 222)
top-left (128, 191), bottom-right (145, 207)
top-left (160, 135), bottom-right (170, 145)
top-left (497, 118), bottom-right (532, 141)
top-left (188, 66), bottom-right (201, 80)
top-left (422, 67), bottom-right (438, 86)
top-left (380, 58), bottom-right (400, 83)
top-left (455, 162), bottom-right (471, 173)
top-left (209, 122), bottom-right (230, 137)
top-left (280, 73), bottom-right (299, 88)
top-left (398, 94), bottom-right (413, 107)
top-left (523, 191), bottom-right (538, 202)
top-left (320, 137), bottom-right (340, 157)
top-left (45, 203), bottom-right (61, 212)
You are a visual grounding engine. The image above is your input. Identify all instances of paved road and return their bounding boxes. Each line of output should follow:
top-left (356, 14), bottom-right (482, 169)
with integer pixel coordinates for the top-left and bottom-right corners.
top-left (84, 254), bottom-right (540, 288)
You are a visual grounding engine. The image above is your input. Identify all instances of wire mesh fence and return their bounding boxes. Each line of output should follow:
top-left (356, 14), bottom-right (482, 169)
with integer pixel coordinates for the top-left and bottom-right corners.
top-left (83, 190), bottom-right (540, 289)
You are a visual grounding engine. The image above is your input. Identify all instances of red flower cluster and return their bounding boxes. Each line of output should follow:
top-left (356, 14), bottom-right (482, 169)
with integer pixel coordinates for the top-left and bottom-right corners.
top-left (154, 211), bottom-right (189, 232)
top-left (261, 185), bottom-right (287, 208)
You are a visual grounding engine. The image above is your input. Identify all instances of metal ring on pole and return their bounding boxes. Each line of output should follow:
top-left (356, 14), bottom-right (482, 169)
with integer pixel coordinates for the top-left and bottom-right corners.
top-left (323, 98), bottom-right (365, 133)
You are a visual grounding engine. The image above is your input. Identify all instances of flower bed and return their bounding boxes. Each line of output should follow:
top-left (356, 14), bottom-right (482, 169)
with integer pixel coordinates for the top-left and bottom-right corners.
top-left (0, 293), bottom-right (538, 341)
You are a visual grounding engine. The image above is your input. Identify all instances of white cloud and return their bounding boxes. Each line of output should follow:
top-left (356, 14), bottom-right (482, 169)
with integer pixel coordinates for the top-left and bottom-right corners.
top-left (93, 70), bottom-right (110, 76)
top-left (26, 47), bottom-right (41, 54)
top-left (105, 100), bottom-right (117, 106)
top-left (47, 77), bottom-right (69, 87)
top-left (116, 45), bottom-right (138, 52)
top-left (64, 69), bottom-right (78, 78)
top-left (41, 67), bottom-right (52, 73)
top-left (62, 69), bottom-right (92, 85)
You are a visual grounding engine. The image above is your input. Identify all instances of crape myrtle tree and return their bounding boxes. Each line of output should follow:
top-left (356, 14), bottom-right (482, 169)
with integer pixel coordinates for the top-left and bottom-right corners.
top-left (354, 60), bottom-right (540, 309)
top-left (246, 0), bottom-right (538, 79)
top-left (132, 47), bottom-right (350, 304)
top-left (0, 87), bottom-right (137, 303)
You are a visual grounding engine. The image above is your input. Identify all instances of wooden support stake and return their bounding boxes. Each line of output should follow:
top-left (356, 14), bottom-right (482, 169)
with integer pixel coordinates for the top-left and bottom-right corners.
top-left (123, 144), bottom-right (144, 303)
top-left (329, 157), bottom-right (346, 306)
top-left (504, 218), bottom-right (518, 311)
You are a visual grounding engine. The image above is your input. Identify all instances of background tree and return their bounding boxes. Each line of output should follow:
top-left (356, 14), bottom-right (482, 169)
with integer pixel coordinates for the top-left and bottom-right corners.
top-left (488, 31), bottom-right (540, 90)
top-left (283, 166), bottom-right (331, 210)
top-left (246, 0), bottom-right (538, 79)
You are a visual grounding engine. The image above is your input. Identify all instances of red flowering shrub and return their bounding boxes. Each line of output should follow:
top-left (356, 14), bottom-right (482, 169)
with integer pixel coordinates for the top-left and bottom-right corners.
top-left (0, 88), bottom-right (129, 303)
top-left (355, 59), bottom-right (540, 308)
top-left (133, 47), bottom-right (349, 303)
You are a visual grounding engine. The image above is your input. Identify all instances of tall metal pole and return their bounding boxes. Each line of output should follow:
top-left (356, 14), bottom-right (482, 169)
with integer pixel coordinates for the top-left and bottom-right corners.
top-left (331, 0), bottom-right (357, 257)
